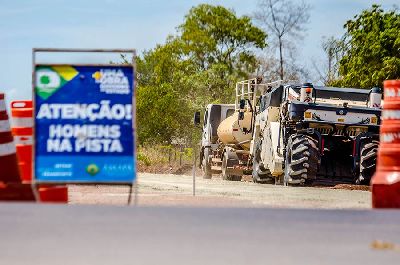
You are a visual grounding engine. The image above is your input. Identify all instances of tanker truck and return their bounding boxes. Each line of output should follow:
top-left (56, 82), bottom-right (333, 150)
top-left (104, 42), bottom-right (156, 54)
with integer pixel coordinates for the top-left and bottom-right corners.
top-left (194, 78), bottom-right (265, 181)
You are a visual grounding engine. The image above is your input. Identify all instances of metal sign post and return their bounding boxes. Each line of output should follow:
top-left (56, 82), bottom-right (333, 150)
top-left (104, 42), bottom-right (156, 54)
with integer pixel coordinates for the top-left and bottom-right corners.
top-left (32, 48), bottom-right (137, 205)
top-left (193, 144), bottom-right (196, 196)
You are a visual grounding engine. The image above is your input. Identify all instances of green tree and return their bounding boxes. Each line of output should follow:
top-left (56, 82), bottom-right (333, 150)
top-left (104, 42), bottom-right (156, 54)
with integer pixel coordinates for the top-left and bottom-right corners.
top-left (136, 39), bottom-right (194, 144)
top-left (254, 0), bottom-right (311, 81)
top-left (136, 4), bottom-right (267, 144)
top-left (334, 5), bottom-right (400, 88)
top-left (137, 83), bottom-right (192, 144)
top-left (180, 4), bottom-right (267, 75)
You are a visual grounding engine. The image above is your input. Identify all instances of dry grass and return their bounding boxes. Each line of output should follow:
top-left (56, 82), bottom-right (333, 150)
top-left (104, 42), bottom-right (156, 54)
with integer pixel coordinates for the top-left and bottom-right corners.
top-left (137, 145), bottom-right (195, 174)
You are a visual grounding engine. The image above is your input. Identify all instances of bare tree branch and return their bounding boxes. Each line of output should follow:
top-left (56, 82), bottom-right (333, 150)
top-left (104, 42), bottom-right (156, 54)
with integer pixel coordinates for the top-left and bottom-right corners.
top-left (311, 36), bottom-right (347, 85)
top-left (254, 0), bottom-right (311, 80)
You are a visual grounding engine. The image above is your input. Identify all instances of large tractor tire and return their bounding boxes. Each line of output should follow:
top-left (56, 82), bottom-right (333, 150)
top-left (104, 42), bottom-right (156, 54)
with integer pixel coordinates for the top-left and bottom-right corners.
top-left (222, 152), bottom-right (242, 181)
top-left (252, 141), bottom-right (274, 184)
top-left (284, 134), bottom-right (320, 185)
top-left (202, 148), bottom-right (212, 179)
top-left (356, 140), bottom-right (379, 185)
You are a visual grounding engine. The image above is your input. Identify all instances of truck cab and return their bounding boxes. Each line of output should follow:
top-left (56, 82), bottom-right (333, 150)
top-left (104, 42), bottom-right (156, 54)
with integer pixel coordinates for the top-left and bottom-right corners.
top-left (198, 104), bottom-right (235, 178)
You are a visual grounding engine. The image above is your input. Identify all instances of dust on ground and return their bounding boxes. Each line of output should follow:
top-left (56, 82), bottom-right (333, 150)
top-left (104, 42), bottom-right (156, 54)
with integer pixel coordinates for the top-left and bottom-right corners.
top-left (137, 163), bottom-right (200, 175)
top-left (68, 172), bottom-right (371, 209)
top-left (139, 165), bottom-right (370, 191)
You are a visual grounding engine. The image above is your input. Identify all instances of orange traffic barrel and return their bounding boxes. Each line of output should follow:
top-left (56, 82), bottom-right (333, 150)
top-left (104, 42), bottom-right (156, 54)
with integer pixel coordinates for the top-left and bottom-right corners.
top-left (371, 79), bottom-right (400, 208)
top-left (39, 185), bottom-right (68, 203)
top-left (10, 100), bottom-right (33, 182)
top-left (0, 93), bottom-right (21, 183)
top-left (0, 183), bottom-right (35, 201)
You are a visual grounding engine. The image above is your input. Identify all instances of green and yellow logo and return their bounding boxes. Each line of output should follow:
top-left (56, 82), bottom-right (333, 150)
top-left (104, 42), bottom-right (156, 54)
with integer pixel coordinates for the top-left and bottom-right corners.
top-left (35, 66), bottom-right (78, 100)
top-left (86, 164), bottom-right (100, 176)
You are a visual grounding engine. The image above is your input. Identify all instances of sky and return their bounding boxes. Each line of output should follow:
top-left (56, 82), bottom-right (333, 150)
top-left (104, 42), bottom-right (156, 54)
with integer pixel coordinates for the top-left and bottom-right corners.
top-left (0, 0), bottom-right (398, 104)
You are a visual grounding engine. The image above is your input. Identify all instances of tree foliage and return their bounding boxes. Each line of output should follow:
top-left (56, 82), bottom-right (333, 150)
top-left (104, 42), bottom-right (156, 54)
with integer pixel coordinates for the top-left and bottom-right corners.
top-left (333, 5), bottom-right (400, 88)
top-left (136, 4), bottom-right (267, 144)
top-left (180, 4), bottom-right (267, 74)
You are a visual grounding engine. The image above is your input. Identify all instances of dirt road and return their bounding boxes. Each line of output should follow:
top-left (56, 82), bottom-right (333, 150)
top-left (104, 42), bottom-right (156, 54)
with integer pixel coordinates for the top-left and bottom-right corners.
top-left (69, 173), bottom-right (371, 208)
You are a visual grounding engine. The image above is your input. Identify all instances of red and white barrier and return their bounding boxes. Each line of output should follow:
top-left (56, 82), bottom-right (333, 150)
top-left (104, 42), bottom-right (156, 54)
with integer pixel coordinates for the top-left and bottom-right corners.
top-left (0, 93), bottom-right (21, 183)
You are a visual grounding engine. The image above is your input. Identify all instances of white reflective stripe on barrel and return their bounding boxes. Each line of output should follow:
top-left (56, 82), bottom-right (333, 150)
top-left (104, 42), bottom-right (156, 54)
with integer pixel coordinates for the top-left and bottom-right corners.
top-left (14, 135), bottom-right (33, 145)
top-left (384, 87), bottom-right (400, 99)
top-left (0, 120), bottom-right (11, 133)
top-left (0, 99), bottom-right (6, 112)
top-left (11, 117), bottom-right (33, 128)
top-left (0, 142), bottom-right (16, 156)
top-left (382, 110), bottom-right (400, 120)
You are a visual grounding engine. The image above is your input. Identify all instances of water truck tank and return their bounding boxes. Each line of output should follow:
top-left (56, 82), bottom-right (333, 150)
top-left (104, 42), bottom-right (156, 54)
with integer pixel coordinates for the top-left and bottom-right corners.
top-left (217, 111), bottom-right (253, 150)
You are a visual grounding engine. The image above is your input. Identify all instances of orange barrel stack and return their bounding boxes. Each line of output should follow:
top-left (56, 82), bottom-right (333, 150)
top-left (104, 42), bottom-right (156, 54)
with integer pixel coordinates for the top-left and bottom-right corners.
top-left (10, 100), bottom-right (68, 203)
top-left (371, 79), bottom-right (400, 208)
top-left (39, 185), bottom-right (68, 202)
top-left (0, 93), bottom-right (21, 183)
top-left (10, 101), bottom-right (33, 182)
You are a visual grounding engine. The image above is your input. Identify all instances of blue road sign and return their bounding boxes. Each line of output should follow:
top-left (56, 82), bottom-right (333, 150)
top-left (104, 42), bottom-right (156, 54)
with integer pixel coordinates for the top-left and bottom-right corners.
top-left (34, 65), bottom-right (135, 183)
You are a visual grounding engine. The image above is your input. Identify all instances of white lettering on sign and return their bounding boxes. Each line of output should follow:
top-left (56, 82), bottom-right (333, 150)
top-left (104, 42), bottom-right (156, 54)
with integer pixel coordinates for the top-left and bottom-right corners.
top-left (45, 124), bottom-right (123, 153)
top-left (43, 172), bottom-right (72, 177)
top-left (49, 124), bottom-right (121, 139)
top-left (46, 138), bottom-right (123, 153)
top-left (75, 139), bottom-right (123, 153)
top-left (47, 139), bottom-right (73, 152)
top-left (36, 101), bottom-right (132, 121)
top-left (37, 102), bottom-right (130, 154)
top-left (94, 69), bottom-right (130, 94)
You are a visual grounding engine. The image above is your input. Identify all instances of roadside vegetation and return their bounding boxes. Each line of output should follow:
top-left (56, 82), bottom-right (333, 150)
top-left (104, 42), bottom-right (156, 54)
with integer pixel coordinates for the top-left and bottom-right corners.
top-left (135, 3), bottom-right (399, 168)
top-left (137, 145), bottom-right (195, 174)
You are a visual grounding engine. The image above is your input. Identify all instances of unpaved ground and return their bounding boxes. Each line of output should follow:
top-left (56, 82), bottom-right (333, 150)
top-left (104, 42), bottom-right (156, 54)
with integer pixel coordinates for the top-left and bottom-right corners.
top-left (68, 173), bottom-right (371, 208)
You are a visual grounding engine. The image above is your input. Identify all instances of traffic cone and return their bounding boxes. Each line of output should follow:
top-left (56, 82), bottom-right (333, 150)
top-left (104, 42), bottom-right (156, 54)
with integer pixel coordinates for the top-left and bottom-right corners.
top-left (0, 93), bottom-right (21, 183)
top-left (371, 80), bottom-right (400, 208)
top-left (39, 185), bottom-right (69, 203)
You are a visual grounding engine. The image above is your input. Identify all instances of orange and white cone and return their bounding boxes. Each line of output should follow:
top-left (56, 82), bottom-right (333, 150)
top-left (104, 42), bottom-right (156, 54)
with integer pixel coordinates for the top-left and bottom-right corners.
top-left (0, 93), bottom-right (21, 183)
top-left (371, 80), bottom-right (400, 208)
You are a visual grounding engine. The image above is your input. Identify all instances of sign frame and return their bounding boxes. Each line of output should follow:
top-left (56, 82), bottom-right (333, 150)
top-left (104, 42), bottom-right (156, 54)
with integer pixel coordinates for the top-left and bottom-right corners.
top-left (32, 48), bottom-right (137, 203)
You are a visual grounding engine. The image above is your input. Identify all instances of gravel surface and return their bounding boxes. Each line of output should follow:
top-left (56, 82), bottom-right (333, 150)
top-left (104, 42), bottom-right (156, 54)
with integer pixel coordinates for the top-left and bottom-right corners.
top-left (68, 173), bottom-right (371, 208)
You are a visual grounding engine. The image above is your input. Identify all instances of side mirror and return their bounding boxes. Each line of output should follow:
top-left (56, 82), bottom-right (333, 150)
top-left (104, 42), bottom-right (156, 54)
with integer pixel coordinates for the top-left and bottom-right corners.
top-left (194, 111), bottom-right (201, 126)
top-left (239, 99), bottom-right (246, 110)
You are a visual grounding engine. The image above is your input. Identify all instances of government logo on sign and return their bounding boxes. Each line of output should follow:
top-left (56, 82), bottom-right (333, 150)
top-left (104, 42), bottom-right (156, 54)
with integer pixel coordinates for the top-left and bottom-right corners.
top-left (35, 66), bottom-right (78, 100)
